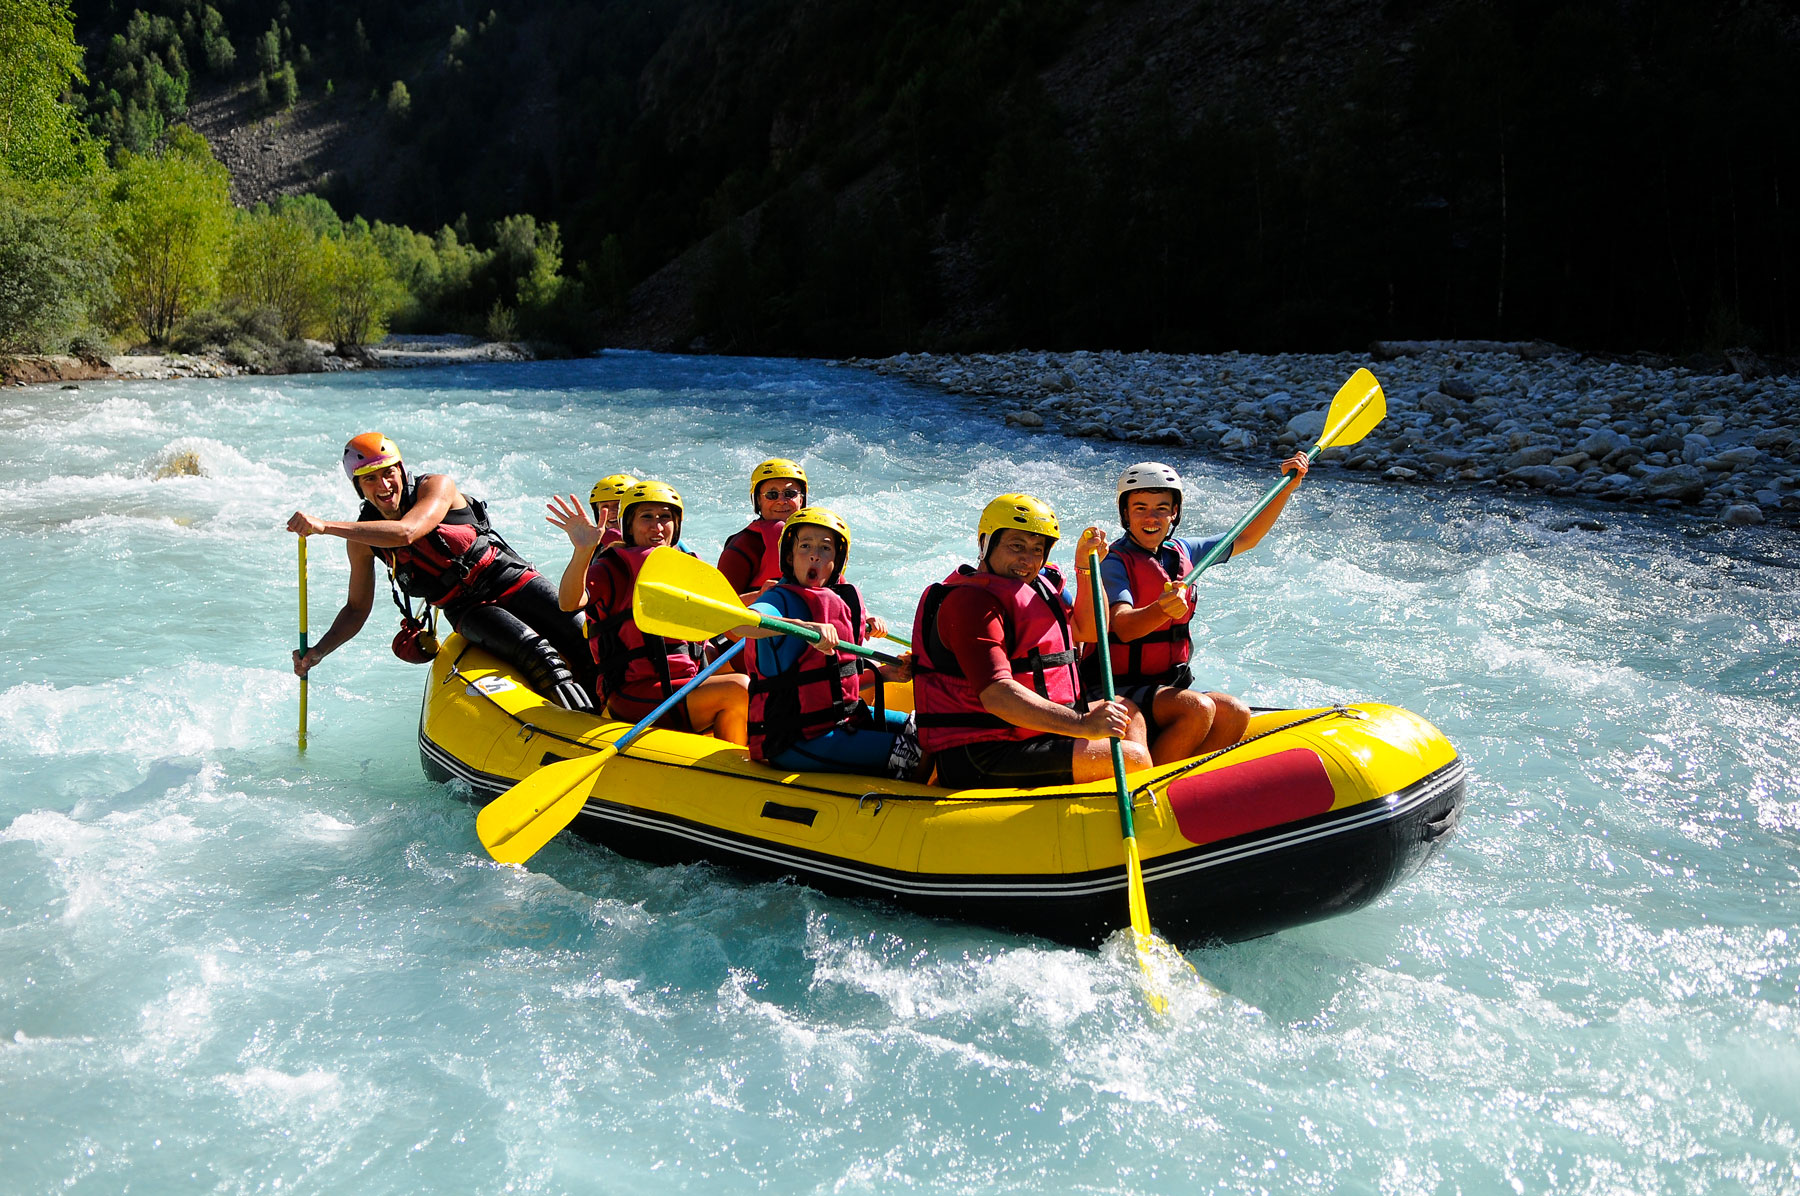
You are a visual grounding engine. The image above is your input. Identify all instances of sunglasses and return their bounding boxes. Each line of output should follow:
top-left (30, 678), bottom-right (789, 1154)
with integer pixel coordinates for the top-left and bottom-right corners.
top-left (760, 486), bottom-right (804, 500)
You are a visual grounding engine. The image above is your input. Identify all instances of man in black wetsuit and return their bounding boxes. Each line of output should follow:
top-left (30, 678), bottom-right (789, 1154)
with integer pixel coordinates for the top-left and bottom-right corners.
top-left (287, 433), bottom-right (593, 710)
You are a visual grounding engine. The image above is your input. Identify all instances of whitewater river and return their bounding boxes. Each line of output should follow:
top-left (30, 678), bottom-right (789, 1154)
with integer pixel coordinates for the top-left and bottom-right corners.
top-left (1, 353), bottom-right (1795, 1194)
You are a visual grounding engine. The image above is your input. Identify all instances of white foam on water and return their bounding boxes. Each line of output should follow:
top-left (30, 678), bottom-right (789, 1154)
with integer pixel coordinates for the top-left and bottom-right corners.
top-left (0, 666), bottom-right (304, 757)
top-left (0, 356), bottom-right (1794, 1193)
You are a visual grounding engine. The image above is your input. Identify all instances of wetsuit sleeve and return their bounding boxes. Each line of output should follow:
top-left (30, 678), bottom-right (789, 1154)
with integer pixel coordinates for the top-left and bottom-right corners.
top-left (717, 529), bottom-right (755, 594)
top-left (749, 590), bottom-right (810, 674)
top-left (936, 587), bottom-right (1013, 690)
top-left (1098, 553), bottom-right (1133, 606)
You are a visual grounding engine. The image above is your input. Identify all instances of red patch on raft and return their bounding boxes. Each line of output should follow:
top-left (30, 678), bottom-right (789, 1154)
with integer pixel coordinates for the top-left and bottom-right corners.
top-left (1164, 749), bottom-right (1336, 846)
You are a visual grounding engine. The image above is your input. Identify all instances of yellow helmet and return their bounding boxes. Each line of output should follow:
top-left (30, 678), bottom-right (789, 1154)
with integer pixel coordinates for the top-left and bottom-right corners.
top-left (749, 457), bottom-right (808, 509)
top-left (978, 492), bottom-right (1060, 549)
top-left (589, 472), bottom-right (638, 511)
top-left (779, 506), bottom-right (851, 584)
top-left (619, 479), bottom-right (684, 546)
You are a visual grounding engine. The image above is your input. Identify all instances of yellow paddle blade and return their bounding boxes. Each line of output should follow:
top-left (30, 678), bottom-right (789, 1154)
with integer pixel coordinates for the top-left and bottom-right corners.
top-left (633, 547), bottom-right (760, 641)
top-left (634, 581), bottom-right (760, 642)
top-left (1122, 836), bottom-right (1170, 1014)
top-left (1315, 367), bottom-right (1387, 451)
top-left (476, 747), bottom-right (617, 864)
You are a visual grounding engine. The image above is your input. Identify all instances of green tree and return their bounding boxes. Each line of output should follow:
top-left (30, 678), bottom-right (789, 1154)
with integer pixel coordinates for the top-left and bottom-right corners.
top-left (321, 231), bottom-right (401, 348)
top-left (0, 0), bottom-right (104, 181)
top-left (272, 62), bottom-right (298, 108)
top-left (255, 22), bottom-right (282, 74)
top-left (108, 126), bottom-right (234, 343)
top-left (0, 172), bottom-right (117, 352)
top-left (226, 208), bottom-right (324, 338)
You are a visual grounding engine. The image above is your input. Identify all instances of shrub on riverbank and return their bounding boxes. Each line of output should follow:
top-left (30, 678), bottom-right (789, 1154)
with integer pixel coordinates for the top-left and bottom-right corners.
top-left (0, 0), bottom-right (586, 358)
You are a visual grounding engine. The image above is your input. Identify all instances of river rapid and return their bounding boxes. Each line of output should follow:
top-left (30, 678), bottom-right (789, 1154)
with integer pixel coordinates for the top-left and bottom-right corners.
top-left (1, 353), bottom-right (1795, 1194)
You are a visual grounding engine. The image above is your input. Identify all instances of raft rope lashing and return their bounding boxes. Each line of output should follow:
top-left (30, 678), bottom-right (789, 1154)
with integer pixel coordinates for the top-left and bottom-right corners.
top-left (440, 644), bottom-right (1368, 809)
top-left (1127, 706), bottom-right (1358, 811)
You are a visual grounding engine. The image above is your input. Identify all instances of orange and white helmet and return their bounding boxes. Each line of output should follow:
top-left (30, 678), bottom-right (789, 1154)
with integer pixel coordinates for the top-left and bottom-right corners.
top-left (343, 432), bottom-right (402, 480)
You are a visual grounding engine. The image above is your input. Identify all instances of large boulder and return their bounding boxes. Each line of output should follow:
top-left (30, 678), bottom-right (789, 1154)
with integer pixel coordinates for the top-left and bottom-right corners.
top-left (1504, 445), bottom-right (1558, 470)
top-left (1640, 464), bottom-right (1707, 501)
top-left (1576, 428), bottom-right (1630, 457)
top-left (1701, 446), bottom-right (1761, 471)
top-left (1503, 465), bottom-right (1576, 489)
top-left (1722, 503), bottom-right (1765, 526)
top-left (1286, 409), bottom-right (1327, 443)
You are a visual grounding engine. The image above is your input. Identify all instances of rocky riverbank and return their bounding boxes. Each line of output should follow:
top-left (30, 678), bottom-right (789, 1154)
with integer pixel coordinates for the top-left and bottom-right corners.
top-left (848, 343), bottom-right (1800, 526)
top-left (1, 334), bottom-right (536, 388)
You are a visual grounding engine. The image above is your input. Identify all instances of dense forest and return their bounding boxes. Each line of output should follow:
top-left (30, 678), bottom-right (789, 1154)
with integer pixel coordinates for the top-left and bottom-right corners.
top-left (19, 0), bottom-right (1800, 359)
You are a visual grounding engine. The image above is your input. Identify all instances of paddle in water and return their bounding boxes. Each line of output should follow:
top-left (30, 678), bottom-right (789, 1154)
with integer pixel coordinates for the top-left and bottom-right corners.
top-left (477, 638), bottom-right (748, 865)
top-left (1085, 549), bottom-right (1211, 1011)
top-left (1179, 367), bottom-right (1387, 589)
top-left (634, 548), bottom-right (902, 665)
top-left (297, 535), bottom-right (309, 752)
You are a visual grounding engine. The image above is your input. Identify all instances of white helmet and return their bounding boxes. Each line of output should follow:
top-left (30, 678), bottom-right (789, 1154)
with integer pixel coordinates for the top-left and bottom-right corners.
top-left (1116, 461), bottom-right (1183, 526)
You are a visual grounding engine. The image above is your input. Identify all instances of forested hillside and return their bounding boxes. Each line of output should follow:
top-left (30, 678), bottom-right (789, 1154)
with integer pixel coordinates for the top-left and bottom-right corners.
top-left (60, 0), bottom-right (1800, 358)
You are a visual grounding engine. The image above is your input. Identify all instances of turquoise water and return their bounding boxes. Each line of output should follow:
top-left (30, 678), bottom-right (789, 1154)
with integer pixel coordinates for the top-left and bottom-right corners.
top-left (1, 353), bottom-right (1795, 1194)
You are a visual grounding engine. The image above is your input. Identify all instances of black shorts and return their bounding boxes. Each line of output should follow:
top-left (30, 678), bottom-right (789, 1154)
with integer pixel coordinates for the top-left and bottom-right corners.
top-left (1081, 664), bottom-right (1194, 742)
top-left (932, 734), bottom-right (1076, 790)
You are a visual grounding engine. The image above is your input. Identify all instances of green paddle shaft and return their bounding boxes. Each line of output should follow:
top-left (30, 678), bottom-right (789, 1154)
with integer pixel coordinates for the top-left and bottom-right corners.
top-left (756, 611), bottom-right (902, 665)
top-left (1177, 374), bottom-right (1385, 587)
top-left (1086, 550), bottom-right (1135, 841)
top-left (1178, 468), bottom-right (1301, 586)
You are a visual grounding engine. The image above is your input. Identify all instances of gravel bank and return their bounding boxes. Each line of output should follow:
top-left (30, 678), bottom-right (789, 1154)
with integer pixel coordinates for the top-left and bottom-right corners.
top-left (848, 344), bottom-right (1800, 526)
top-left (4, 335), bottom-right (534, 387)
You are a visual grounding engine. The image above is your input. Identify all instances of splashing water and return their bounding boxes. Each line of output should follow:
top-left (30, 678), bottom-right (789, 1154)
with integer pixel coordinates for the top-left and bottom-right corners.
top-left (0, 355), bottom-right (1795, 1194)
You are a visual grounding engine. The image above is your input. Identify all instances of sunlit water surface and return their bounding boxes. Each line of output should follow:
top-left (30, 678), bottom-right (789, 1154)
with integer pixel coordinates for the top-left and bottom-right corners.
top-left (1, 354), bottom-right (1795, 1194)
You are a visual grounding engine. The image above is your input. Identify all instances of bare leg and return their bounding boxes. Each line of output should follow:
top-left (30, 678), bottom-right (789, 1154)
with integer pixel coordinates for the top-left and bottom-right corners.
top-left (1071, 736), bottom-right (1153, 781)
top-left (1195, 691), bottom-right (1251, 753)
top-left (685, 673), bottom-right (750, 744)
top-left (1147, 687), bottom-right (1218, 765)
top-left (1070, 702), bottom-right (1152, 781)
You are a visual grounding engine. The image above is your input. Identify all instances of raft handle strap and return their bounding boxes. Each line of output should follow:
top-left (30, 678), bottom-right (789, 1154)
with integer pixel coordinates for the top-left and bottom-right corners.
top-left (856, 793), bottom-right (884, 815)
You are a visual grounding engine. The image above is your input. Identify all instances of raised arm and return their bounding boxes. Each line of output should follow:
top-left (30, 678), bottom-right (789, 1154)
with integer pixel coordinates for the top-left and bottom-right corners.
top-left (545, 493), bottom-right (603, 611)
top-left (287, 474), bottom-right (460, 549)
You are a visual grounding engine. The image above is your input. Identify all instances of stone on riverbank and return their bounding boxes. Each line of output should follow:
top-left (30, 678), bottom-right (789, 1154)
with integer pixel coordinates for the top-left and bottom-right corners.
top-left (844, 341), bottom-right (1800, 525)
top-left (1638, 465), bottom-right (1708, 502)
top-left (1722, 503), bottom-right (1765, 526)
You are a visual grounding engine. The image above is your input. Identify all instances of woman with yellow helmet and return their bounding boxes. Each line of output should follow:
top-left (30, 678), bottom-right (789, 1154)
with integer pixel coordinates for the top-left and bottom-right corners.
top-left (587, 472), bottom-right (638, 548)
top-left (286, 434), bottom-right (594, 712)
top-left (727, 507), bottom-right (923, 779)
top-left (908, 493), bottom-right (1150, 788)
top-left (546, 480), bottom-right (749, 742)
top-left (717, 457), bottom-right (808, 599)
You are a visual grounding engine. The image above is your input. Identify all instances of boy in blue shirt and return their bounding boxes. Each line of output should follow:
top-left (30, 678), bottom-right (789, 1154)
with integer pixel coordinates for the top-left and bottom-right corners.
top-left (1084, 457), bottom-right (1308, 762)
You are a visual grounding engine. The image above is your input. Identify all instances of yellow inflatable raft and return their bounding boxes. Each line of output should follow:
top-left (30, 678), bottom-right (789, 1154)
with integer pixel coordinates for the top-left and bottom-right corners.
top-left (420, 636), bottom-right (1464, 948)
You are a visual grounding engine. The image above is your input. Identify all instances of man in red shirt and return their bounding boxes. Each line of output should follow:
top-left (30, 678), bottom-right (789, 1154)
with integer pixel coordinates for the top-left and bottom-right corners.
top-left (911, 493), bottom-right (1151, 789)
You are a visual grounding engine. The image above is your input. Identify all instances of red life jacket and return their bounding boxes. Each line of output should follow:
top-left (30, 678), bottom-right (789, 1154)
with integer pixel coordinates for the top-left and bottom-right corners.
top-left (585, 546), bottom-right (703, 707)
top-left (911, 564), bottom-right (1082, 752)
top-left (746, 582), bottom-right (865, 762)
top-left (359, 474), bottom-right (529, 612)
top-left (1103, 535), bottom-right (1194, 687)
top-left (718, 519), bottom-right (785, 593)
